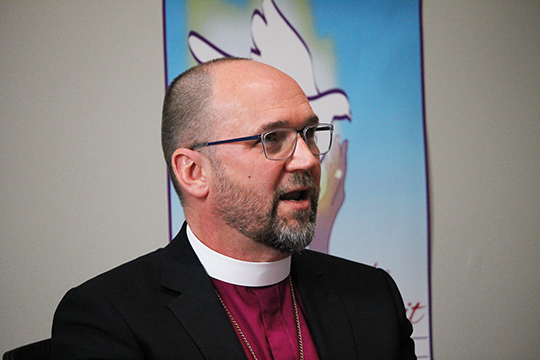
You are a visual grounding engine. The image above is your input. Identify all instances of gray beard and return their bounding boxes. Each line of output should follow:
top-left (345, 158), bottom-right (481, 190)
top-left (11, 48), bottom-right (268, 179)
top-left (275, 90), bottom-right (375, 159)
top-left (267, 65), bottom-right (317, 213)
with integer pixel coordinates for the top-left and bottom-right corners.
top-left (211, 170), bottom-right (319, 254)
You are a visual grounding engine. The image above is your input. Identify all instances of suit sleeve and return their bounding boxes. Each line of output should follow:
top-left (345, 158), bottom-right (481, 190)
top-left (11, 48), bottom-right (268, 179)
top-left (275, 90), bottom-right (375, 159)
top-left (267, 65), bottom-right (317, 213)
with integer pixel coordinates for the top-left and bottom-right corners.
top-left (51, 286), bottom-right (145, 360)
top-left (379, 268), bottom-right (417, 360)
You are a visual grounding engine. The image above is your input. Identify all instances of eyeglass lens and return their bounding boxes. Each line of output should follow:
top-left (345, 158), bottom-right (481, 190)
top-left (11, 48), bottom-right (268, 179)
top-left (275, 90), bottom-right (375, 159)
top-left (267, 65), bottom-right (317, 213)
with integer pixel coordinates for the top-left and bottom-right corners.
top-left (262, 125), bottom-right (332, 160)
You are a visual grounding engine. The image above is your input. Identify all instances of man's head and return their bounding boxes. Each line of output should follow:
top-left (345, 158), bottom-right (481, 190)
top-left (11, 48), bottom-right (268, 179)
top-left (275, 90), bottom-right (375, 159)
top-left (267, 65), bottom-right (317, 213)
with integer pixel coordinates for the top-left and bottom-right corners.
top-left (162, 58), bottom-right (324, 259)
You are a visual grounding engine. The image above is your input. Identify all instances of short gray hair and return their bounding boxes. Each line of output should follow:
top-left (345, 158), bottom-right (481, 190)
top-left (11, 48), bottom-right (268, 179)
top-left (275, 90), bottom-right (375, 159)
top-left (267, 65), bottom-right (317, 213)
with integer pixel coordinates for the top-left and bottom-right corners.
top-left (161, 57), bottom-right (250, 204)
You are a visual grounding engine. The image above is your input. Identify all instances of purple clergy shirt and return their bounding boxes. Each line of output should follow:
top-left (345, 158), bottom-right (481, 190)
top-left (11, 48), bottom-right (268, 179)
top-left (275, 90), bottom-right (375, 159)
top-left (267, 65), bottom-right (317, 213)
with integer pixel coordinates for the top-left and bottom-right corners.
top-left (211, 277), bottom-right (320, 360)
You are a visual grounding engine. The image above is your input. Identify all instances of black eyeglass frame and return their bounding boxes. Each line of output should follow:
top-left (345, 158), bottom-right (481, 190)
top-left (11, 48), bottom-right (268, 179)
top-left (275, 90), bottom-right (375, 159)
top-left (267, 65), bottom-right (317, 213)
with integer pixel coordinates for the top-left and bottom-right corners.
top-left (190, 123), bottom-right (334, 161)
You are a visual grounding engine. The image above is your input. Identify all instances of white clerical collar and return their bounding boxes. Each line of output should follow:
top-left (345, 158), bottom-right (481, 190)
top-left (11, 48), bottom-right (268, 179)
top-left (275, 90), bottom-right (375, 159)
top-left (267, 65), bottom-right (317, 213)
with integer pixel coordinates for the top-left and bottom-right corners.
top-left (186, 225), bottom-right (291, 287)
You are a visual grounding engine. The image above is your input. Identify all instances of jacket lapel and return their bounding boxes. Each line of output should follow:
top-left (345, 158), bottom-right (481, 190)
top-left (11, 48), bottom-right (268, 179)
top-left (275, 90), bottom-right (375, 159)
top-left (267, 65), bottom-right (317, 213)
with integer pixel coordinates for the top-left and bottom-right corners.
top-left (160, 225), bottom-right (247, 360)
top-left (158, 224), bottom-right (357, 359)
top-left (292, 251), bottom-right (358, 359)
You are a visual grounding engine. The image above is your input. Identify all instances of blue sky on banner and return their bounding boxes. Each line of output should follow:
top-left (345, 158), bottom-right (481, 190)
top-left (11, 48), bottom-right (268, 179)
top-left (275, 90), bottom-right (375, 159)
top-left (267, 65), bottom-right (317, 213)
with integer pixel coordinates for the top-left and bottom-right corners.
top-left (164, 0), bottom-right (430, 356)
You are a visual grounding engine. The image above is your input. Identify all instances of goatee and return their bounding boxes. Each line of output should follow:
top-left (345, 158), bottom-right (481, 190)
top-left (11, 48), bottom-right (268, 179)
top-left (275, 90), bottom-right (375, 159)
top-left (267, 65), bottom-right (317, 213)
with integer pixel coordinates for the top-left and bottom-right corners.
top-left (211, 170), bottom-right (319, 253)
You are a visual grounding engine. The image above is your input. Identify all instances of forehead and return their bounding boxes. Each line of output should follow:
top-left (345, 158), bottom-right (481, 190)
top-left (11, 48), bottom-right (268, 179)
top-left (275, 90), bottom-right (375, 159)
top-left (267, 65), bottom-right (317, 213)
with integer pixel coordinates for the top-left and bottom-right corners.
top-left (212, 62), bottom-right (316, 135)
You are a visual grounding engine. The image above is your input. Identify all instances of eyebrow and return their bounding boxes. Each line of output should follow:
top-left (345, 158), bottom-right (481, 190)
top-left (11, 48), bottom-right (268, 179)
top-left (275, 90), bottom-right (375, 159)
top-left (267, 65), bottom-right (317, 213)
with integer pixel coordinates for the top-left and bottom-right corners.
top-left (257, 115), bottom-right (320, 134)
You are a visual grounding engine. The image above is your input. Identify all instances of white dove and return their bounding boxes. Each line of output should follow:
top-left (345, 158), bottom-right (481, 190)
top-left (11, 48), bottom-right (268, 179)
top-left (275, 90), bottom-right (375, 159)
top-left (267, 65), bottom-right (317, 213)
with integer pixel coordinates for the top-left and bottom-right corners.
top-left (188, 0), bottom-right (351, 126)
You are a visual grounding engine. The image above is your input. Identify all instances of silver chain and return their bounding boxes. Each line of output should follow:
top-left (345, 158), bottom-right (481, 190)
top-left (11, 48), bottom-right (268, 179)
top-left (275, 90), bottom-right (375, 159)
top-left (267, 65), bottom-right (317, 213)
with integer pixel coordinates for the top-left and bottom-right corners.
top-left (215, 276), bottom-right (304, 360)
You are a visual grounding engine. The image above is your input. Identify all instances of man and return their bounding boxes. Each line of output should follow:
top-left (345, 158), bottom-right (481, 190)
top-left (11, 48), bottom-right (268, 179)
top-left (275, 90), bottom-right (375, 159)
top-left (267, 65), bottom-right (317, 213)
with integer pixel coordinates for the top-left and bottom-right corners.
top-left (52, 58), bottom-right (416, 359)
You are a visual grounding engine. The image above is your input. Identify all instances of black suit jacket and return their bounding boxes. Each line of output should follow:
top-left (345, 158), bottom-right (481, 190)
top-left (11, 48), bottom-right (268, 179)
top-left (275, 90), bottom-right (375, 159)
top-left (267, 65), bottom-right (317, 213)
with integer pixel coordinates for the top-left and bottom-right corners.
top-left (52, 223), bottom-right (416, 359)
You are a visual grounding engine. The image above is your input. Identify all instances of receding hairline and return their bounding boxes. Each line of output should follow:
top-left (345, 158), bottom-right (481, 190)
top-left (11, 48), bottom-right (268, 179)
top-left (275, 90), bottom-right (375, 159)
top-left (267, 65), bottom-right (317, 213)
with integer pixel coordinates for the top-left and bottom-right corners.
top-left (161, 57), bottom-right (254, 204)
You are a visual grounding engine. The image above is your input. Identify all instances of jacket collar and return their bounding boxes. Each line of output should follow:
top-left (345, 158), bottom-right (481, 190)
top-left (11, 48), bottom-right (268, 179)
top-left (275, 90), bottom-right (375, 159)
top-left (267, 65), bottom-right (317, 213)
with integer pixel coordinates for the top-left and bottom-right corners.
top-left (160, 223), bottom-right (247, 360)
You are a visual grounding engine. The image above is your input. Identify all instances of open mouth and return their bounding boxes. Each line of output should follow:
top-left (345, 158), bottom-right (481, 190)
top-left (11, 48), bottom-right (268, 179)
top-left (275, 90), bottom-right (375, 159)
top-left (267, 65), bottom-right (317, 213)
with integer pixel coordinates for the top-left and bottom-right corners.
top-left (279, 189), bottom-right (309, 202)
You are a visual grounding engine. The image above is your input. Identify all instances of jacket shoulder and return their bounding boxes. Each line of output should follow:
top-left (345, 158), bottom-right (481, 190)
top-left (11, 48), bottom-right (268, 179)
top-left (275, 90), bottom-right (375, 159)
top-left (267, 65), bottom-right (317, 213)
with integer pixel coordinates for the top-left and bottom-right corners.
top-left (73, 246), bottom-right (166, 294)
top-left (296, 249), bottom-right (386, 277)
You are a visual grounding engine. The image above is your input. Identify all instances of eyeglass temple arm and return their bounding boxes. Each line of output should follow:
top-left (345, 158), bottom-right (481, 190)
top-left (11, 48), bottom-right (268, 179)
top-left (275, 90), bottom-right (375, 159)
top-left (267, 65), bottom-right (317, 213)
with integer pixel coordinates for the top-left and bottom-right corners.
top-left (190, 134), bottom-right (262, 150)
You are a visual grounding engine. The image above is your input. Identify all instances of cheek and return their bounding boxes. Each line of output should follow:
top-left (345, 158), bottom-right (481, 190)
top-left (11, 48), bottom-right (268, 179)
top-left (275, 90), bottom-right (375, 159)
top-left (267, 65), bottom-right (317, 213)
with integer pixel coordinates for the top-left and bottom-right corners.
top-left (311, 164), bottom-right (322, 188)
top-left (247, 166), bottom-right (283, 191)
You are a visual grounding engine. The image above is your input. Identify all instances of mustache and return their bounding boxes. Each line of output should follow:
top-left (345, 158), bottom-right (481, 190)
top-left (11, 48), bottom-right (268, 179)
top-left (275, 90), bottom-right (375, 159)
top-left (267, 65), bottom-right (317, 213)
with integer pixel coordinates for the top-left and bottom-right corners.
top-left (277, 172), bottom-right (317, 196)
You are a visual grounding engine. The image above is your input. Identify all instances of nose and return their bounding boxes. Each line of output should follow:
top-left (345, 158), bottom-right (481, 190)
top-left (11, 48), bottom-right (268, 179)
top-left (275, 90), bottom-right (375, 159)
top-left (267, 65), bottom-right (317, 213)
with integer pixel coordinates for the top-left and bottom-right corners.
top-left (284, 133), bottom-right (320, 172)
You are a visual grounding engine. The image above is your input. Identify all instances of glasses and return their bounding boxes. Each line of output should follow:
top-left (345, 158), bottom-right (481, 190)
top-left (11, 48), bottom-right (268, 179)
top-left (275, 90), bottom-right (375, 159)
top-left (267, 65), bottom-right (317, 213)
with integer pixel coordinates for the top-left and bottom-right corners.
top-left (190, 123), bottom-right (334, 161)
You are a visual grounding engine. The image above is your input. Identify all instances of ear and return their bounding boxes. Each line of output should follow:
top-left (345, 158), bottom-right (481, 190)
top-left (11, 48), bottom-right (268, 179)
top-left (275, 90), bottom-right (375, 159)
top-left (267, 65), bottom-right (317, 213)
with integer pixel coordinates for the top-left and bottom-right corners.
top-left (171, 148), bottom-right (210, 199)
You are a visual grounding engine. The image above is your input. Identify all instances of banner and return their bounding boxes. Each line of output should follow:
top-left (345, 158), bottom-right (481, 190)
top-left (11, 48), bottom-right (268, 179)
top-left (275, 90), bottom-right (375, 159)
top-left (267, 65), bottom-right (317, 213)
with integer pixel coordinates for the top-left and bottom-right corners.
top-left (164, 0), bottom-right (431, 357)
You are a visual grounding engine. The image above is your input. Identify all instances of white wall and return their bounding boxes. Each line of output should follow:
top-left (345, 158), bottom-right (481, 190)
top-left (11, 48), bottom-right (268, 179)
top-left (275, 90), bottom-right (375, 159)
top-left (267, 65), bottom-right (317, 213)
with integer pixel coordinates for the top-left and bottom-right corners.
top-left (0, 0), bottom-right (168, 350)
top-left (0, 1), bottom-right (539, 358)
top-left (422, 1), bottom-right (539, 358)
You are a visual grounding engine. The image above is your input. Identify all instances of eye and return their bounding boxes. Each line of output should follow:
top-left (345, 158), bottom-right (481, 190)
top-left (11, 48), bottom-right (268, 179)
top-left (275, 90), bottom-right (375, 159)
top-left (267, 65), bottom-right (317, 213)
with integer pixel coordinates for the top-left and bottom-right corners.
top-left (264, 130), bottom-right (289, 144)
